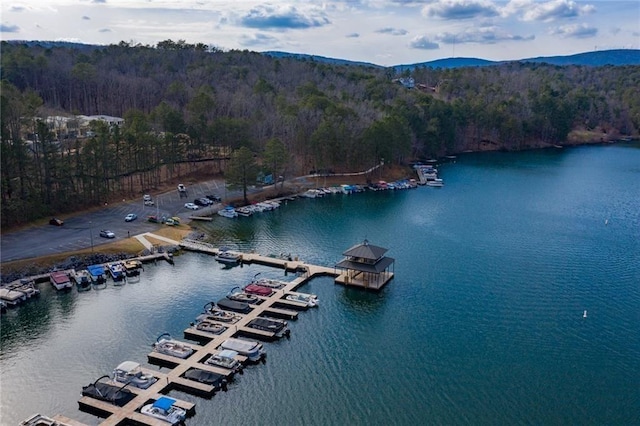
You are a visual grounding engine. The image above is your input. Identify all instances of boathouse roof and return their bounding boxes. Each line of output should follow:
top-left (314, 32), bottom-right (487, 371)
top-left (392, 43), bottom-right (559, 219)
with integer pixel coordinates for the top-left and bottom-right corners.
top-left (335, 256), bottom-right (395, 273)
top-left (342, 239), bottom-right (387, 260)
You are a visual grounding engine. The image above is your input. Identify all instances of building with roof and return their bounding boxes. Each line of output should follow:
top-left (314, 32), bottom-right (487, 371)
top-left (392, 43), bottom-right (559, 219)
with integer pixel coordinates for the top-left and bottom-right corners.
top-left (334, 240), bottom-right (394, 290)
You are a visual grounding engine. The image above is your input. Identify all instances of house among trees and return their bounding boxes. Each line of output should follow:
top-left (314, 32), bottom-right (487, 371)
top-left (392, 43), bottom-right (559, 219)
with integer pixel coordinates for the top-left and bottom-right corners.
top-left (41, 114), bottom-right (124, 140)
top-left (335, 240), bottom-right (395, 290)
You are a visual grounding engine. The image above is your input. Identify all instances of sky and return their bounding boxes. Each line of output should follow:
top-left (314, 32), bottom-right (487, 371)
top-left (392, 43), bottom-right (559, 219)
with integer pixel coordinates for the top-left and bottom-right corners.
top-left (1, 0), bottom-right (639, 66)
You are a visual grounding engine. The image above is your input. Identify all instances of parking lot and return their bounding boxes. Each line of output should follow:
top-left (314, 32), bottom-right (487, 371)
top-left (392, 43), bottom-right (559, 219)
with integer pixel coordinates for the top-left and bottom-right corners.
top-left (0, 179), bottom-right (233, 263)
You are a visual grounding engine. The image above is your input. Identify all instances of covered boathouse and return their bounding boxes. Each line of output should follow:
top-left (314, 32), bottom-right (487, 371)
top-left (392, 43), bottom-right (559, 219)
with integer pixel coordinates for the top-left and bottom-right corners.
top-left (334, 240), bottom-right (394, 290)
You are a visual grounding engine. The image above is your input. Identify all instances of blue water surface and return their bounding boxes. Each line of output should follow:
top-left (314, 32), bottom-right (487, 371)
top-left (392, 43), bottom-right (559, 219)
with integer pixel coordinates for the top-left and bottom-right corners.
top-left (1, 143), bottom-right (639, 426)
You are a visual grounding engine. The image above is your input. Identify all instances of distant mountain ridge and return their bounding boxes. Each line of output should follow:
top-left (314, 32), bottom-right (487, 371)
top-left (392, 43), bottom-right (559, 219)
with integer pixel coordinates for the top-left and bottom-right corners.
top-left (264, 49), bottom-right (640, 69)
top-left (5, 40), bottom-right (639, 69)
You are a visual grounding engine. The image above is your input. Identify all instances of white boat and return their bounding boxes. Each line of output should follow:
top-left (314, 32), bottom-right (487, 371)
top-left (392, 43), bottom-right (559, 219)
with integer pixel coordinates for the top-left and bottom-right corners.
top-left (235, 206), bottom-right (253, 217)
top-left (107, 262), bottom-right (126, 282)
top-left (153, 333), bottom-right (194, 359)
top-left (227, 286), bottom-right (260, 304)
top-left (49, 271), bottom-right (72, 290)
top-left (72, 269), bottom-right (92, 291)
top-left (0, 288), bottom-right (26, 307)
top-left (285, 292), bottom-right (319, 307)
top-left (220, 337), bottom-right (265, 362)
top-left (195, 319), bottom-right (227, 335)
top-left (215, 249), bottom-right (241, 264)
top-left (140, 396), bottom-right (186, 425)
top-left (426, 178), bottom-right (444, 187)
top-left (20, 413), bottom-right (62, 426)
top-left (218, 206), bottom-right (238, 218)
top-left (205, 349), bottom-right (243, 374)
top-left (12, 279), bottom-right (40, 299)
top-left (112, 361), bottom-right (157, 389)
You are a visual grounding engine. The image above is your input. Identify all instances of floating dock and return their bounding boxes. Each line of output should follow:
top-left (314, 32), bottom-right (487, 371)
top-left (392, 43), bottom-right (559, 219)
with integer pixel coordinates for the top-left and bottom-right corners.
top-left (24, 237), bottom-right (392, 425)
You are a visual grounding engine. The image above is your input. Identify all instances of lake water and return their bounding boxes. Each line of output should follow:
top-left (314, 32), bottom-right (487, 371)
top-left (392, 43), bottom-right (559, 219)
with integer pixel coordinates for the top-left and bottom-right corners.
top-left (1, 143), bottom-right (639, 425)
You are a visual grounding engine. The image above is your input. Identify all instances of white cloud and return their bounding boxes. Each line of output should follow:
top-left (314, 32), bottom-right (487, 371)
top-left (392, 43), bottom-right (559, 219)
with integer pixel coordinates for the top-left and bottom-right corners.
top-left (422, 0), bottom-right (500, 20)
top-left (550, 23), bottom-right (598, 38)
top-left (409, 35), bottom-right (439, 49)
top-left (239, 4), bottom-right (330, 30)
top-left (376, 27), bottom-right (408, 35)
top-left (521, 0), bottom-right (596, 22)
top-left (437, 26), bottom-right (535, 44)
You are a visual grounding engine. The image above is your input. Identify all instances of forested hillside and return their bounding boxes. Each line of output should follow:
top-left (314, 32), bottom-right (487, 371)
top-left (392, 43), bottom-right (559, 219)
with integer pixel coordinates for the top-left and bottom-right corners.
top-left (1, 40), bottom-right (639, 227)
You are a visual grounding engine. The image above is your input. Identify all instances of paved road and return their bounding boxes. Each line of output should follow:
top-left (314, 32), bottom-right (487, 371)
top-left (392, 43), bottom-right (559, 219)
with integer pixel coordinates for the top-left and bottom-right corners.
top-left (0, 180), bottom-right (232, 263)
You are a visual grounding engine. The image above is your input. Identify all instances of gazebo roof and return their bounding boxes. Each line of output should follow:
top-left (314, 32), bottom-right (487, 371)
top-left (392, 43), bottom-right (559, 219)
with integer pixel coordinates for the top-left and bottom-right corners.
top-left (336, 256), bottom-right (395, 273)
top-left (342, 239), bottom-right (388, 260)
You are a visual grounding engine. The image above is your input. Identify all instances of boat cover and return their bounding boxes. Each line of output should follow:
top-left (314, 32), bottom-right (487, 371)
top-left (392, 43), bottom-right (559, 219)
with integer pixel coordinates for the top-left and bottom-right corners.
top-left (87, 265), bottom-right (105, 275)
top-left (217, 298), bottom-right (252, 314)
top-left (183, 368), bottom-right (225, 386)
top-left (81, 382), bottom-right (135, 406)
top-left (243, 284), bottom-right (272, 296)
top-left (248, 317), bottom-right (286, 332)
top-left (116, 361), bottom-right (140, 372)
top-left (153, 396), bottom-right (176, 411)
top-left (218, 349), bottom-right (239, 359)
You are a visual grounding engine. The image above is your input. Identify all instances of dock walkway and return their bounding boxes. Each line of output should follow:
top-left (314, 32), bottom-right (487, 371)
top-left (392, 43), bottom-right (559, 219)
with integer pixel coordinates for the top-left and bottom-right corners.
top-left (23, 233), bottom-right (389, 425)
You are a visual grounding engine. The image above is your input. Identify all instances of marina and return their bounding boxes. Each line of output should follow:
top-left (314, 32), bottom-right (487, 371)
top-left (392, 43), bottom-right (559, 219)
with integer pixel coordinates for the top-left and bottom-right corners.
top-left (12, 236), bottom-right (387, 424)
top-left (3, 144), bottom-right (639, 425)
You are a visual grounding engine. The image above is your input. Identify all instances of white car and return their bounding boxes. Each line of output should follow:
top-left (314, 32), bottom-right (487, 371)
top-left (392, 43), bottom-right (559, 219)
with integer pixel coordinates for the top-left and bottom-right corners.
top-left (177, 184), bottom-right (186, 192)
top-left (184, 202), bottom-right (199, 210)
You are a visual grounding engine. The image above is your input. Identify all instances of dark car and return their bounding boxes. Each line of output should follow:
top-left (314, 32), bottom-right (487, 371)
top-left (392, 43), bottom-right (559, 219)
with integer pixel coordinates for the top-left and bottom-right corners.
top-left (206, 194), bottom-right (222, 203)
top-left (49, 218), bottom-right (64, 226)
top-left (194, 198), bottom-right (212, 206)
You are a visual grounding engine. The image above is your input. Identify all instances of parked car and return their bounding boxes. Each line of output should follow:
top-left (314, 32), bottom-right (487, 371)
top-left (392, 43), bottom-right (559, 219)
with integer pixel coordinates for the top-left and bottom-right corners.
top-left (143, 194), bottom-right (152, 201)
top-left (144, 200), bottom-right (155, 206)
top-left (49, 217), bottom-right (64, 226)
top-left (184, 202), bottom-right (199, 210)
top-left (194, 198), bottom-right (211, 206)
top-left (177, 184), bottom-right (186, 192)
top-left (99, 230), bottom-right (115, 238)
top-left (206, 194), bottom-right (222, 203)
top-left (124, 213), bottom-right (138, 222)
top-left (147, 215), bottom-right (160, 223)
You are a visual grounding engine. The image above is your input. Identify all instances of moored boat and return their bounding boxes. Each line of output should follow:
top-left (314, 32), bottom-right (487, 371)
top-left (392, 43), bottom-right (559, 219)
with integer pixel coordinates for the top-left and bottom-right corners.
top-left (87, 264), bottom-right (107, 284)
top-left (220, 337), bottom-right (265, 362)
top-left (153, 333), bottom-right (194, 359)
top-left (72, 269), bottom-right (92, 291)
top-left (123, 259), bottom-right (142, 277)
top-left (107, 262), bottom-right (126, 282)
top-left (0, 288), bottom-right (26, 307)
top-left (217, 206), bottom-right (238, 218)
top-left (205, 349), bottom-right (243, 374)
top-left (140, 396), bottom-right (187, 425)
top-left (49, 271), bottom-right (72, 291)
top-left (183, 368), bottom-right (228, 390)
top-left (243, 283), bottom-right (273, 297)
top-left (227, 286), bottom-right (261, 304)
top-left (285, 292), bottom-right (319, 307)
top-left (203, 302), bottom-right (242, 322)
top-left (195, 319), bottom-right (227, 335)
top-left (112, 361), bottom-right (157, 389)
top-left (246, 316), bottom-right (290, 338)
top-left (216, 298), bottom-right (253, 314)
top-left (81, 375), bottom-right (136, 407)
top-left (214, 248), bottom-right (241, 265)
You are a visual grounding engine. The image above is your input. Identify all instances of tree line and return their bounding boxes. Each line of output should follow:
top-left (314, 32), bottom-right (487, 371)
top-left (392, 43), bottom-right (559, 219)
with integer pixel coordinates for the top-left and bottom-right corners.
top-left (1, 40), bottom-right (639, 228)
